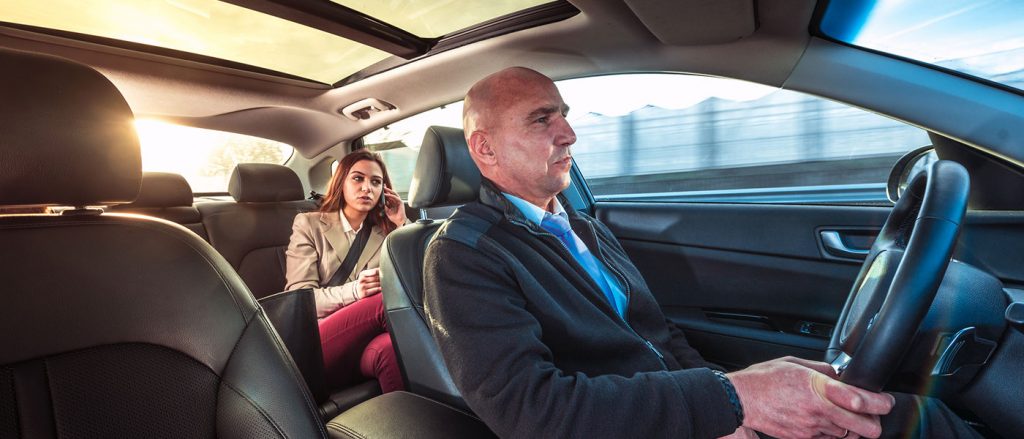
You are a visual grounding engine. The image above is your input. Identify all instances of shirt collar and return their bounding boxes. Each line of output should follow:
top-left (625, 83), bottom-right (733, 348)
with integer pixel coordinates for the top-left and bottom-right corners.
top-left (338, 210), bottom-right (362, 234)
top-left (502, 193), bottom-right (566, 228)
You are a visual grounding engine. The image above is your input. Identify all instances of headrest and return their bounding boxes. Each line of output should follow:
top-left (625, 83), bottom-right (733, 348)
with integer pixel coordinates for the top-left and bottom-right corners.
top-left (408, 126), bottom-right (481, 209)
top-left (117, 172), bottom-right (194, 208)
top-left (228, 163), bottom-right (305, 203)
top-left (0, 48), bottom-right (141, 207)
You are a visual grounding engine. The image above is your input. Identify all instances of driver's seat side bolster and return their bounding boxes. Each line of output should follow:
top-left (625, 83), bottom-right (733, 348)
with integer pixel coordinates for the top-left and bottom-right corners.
top-left (380, 126), bottom-right (482, 411)
top-left (380, 222), bottom-right (465, 407)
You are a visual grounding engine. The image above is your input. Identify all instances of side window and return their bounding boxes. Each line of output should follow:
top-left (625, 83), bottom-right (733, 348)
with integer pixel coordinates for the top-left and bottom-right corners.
top-left (362, 103), bottom-right (464, 198)
top-left (135, 119), bottom-right (293, 194)
top-left (559, 74), bottom-right (930, 204)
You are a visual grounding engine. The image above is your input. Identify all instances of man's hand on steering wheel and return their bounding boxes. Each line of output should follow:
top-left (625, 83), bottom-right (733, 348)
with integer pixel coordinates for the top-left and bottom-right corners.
top-left (727, 356), bottom-right (895, 439)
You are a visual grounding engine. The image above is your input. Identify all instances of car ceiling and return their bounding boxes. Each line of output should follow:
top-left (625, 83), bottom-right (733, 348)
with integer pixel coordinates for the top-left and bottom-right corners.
top-left (1, 0), bottom-right (818, 158)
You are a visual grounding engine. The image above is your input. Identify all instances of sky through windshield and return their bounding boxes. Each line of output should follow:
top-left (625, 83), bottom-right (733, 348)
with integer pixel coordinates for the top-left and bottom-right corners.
top-left (821, 0), bottom-right (1024, 91)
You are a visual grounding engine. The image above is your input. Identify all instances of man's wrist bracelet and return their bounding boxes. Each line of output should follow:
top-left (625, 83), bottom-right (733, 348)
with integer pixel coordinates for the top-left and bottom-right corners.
top-left (712, 370), bottom-right (744, 426)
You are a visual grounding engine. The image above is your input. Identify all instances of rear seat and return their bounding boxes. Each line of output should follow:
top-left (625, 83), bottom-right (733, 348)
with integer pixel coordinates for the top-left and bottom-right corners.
top-left (108, 172), bottom-right (208, 240)
top-left (116, 167), bottom-right (377, 414)
top-left (197, 163), bottom-right (317, 299)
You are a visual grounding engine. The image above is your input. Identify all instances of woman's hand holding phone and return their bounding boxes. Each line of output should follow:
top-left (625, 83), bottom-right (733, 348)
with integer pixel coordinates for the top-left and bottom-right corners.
top-left (381, 186), bottom-right (407, 227)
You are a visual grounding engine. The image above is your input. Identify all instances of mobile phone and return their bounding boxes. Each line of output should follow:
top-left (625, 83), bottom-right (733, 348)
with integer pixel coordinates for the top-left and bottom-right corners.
top-left (379, 184), bottom-right (388, 213)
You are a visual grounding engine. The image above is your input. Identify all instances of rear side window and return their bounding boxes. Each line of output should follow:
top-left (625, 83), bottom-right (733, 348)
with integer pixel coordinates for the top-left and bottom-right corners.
top-left (135, 119), bottom-right (293, 193)
top-left (362, 103), bottom-right (464, 197)
top-left (560, 74), bottom-right (929, 204)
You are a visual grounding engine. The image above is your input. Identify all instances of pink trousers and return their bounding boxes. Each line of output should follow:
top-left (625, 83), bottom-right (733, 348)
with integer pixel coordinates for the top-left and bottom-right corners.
top-left (318, 293), bottom-right (404, 393)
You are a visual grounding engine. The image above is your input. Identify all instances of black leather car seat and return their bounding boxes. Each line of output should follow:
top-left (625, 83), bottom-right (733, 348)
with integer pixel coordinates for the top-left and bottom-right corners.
top-left (197, 163), bottom-right (317, 299)
top-left (379, 126), bottom-right (481, 410)
top-left (108, 171), bottom-right (208, 240)
top-left (0, 48), bottom-right (327, 438)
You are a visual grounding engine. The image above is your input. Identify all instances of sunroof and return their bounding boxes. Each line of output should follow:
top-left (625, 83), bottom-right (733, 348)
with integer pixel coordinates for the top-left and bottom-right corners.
top-left (331, 0), bottom-right (552, 38)
top-left (0, 0), bottom-right (561, 84)
top-left (0, 0), bottom-right (391, 83)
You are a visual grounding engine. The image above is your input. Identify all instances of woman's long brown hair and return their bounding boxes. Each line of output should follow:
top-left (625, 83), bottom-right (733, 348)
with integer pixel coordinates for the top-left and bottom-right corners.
top-left (320, 150), bottom-right (398, 236)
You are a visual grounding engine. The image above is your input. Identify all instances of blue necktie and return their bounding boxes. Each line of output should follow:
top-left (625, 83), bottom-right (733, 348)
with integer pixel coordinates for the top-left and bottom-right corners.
top-left (540, 213), bottom-right (618, 310)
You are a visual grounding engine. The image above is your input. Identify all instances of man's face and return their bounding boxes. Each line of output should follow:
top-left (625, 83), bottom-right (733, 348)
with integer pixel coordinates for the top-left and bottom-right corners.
top-left (487, 77), bottom-right (576, 205)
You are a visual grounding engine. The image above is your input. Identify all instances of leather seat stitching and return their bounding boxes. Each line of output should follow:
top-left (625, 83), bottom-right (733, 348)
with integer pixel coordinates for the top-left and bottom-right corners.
top-left (220, 380), bottom-right (290, 439)
top-left (325, 421), bottom-right (366, 439)
top-left (404, 392), bottom-right (483, 420)
top-left (218, 314), bottom-right (322, 438)
top-left (250, 311), bottom-right (329, 437)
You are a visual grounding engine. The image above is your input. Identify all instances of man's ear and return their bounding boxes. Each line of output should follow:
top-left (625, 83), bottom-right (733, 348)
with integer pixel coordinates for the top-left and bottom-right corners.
top-left (467, 131), bottom-right (497, 166)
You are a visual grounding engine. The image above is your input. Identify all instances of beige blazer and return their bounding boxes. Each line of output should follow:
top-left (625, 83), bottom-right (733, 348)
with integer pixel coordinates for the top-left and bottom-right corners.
top-left (284, 211), bottom-right (385, 318)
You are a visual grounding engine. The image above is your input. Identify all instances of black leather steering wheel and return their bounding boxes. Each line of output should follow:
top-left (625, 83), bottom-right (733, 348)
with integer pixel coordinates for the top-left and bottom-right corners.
top-left (826, 160), bottom-right (970, 391)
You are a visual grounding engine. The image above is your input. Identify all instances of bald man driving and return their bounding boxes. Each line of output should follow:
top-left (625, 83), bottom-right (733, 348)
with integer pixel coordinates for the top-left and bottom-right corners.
top-left (423, 67), bottom-right (977, 439)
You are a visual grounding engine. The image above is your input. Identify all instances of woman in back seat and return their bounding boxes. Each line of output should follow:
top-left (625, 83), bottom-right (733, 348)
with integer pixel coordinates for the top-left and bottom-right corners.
top-left (285, 150), bottom-right (407, 393)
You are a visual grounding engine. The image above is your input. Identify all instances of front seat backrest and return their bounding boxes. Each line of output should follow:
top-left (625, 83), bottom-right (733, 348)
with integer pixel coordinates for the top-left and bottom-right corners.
top-left (380, 126), bottom-right (481, 410)
top-left (108, 171), bottom-right (209, 240)
top-left (197, 163), bottom-right (317, 299)
top-left (0, 48), bottom-right (327, 438)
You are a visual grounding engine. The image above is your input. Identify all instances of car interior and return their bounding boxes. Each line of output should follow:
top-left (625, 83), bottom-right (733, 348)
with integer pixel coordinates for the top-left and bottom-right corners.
top-left (1, 0), bottom-right (1023, 438)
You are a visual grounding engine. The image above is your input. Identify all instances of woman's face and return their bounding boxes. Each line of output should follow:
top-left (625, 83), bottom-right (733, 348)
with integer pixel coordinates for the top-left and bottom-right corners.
top-left (342, 159), bottom-right (385, 214)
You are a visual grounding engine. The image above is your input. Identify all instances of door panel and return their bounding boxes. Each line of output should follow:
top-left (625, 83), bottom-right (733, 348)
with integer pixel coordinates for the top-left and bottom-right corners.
top-left (624, 241), bottom-right (861, 321)
top-left (595, 202), bottom-right (890, 370)
top-left (596, 202), bottom-right (890, 259)
top-left (594, 201), bottom-right (1024, 372)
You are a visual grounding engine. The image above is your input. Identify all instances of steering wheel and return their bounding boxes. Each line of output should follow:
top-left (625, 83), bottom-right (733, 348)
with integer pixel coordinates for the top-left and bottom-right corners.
top-left (826, 160), bottom-right (969, 391)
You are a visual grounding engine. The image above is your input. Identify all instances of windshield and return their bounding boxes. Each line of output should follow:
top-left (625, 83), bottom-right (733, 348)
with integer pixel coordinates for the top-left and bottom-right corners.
top-left (819, 0), bottom-right (1024, 92)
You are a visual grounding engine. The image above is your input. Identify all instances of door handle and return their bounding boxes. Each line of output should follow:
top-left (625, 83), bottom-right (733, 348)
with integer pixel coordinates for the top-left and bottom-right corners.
top-left (820, 230), bottom-right (869, 259)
